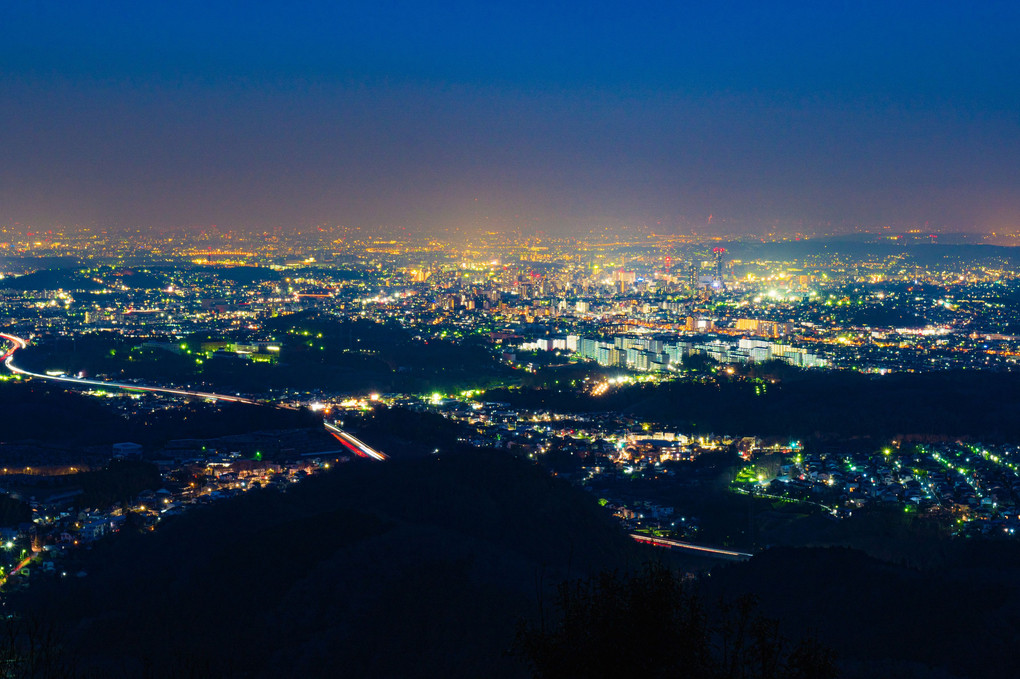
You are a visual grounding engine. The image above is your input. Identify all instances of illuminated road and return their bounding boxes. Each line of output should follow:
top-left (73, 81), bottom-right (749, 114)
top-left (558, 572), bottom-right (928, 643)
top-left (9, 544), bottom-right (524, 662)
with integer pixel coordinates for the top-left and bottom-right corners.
top-left (2, 332), bottom-right (259, 404)
top-left (630, 533), bottom-right (752, 560)
top-left (731, 486), bottom-right (837, 515)
top-left (1, 332), bottom-right (388, 461)
top-left (324, 421), bottom-right (388, 461)
top-left (0, 554), bottom-right (33, 589)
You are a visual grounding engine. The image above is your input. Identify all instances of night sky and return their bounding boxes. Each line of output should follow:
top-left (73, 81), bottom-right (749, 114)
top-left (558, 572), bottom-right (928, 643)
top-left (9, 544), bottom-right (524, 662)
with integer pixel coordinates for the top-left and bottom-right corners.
top-left (2, 1), bottom-right (1018, 234)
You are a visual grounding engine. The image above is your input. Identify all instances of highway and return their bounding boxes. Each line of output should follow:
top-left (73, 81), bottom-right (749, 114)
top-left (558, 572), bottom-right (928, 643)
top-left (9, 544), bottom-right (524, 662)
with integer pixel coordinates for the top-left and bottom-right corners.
top-left (0, 332), bottom-right (388, 461)
top-left (2, 332), bottom-right (259, 404)
top-left (4, 333), bottom-right (745, 559)
top-left (324, 421), bottom-right (388, 461)
top-left (630, 533), bottom-right (752, 560)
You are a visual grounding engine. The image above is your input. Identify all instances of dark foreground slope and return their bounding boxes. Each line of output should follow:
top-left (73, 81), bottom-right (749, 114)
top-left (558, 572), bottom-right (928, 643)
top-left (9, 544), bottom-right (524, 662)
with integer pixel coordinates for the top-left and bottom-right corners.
top-left (704, 544), bottom-right (1020, 679)
top-left (20, 452), bottom-right (641, 678)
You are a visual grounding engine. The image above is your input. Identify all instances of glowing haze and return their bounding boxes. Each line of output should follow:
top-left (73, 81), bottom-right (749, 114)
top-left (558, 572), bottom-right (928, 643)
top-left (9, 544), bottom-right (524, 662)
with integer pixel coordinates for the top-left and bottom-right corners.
top-left (2, 1), bottom-right (1018, 235)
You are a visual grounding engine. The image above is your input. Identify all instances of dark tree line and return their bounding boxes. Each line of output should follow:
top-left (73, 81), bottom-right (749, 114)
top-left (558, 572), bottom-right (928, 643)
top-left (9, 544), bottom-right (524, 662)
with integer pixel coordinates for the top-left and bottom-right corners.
top-left (487, 370), bottom-right (1020, 442)
top-left (515, 563), bottom-right (837, 679)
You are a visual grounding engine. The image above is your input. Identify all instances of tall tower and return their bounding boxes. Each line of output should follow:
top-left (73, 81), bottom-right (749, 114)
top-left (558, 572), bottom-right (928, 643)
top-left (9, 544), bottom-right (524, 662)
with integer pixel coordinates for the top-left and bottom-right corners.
top-left (713, 247), bottom-right (726, 281)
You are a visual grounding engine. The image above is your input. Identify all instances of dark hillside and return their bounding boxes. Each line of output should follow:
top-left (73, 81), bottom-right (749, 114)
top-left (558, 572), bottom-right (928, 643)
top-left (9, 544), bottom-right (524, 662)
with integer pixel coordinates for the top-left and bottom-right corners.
top-left (704, 544), bottom-right (1020, 679)
top-left (486, 370), bottom-right (1020, 441)
top-left (21, 451), bottom-right (640, 678)
top-left (0, 380), bottom-right (320, 447)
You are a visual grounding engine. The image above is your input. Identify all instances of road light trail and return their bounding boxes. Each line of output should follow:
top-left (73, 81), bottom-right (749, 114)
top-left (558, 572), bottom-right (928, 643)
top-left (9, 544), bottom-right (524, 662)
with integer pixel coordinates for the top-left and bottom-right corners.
top-left (4, 355), bottom-right (260, 404)
top-left (0, 554), bottom-right (34, 589)
top-left (324, 421), bottom-right (388, 461)
top-left (4, 332), bottom-right (261, 403)
top-left (630, 533), bottom-right (752, 559)
top-left (2, 332), bottom-right (388, 461)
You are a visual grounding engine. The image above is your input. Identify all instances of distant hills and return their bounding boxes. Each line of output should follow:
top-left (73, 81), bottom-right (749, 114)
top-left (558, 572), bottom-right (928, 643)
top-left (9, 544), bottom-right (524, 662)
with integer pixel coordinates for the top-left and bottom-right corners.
top-left (0, 269), bottom-right (102, 291)
top-left (721, 237), bottom-right (1020, 265)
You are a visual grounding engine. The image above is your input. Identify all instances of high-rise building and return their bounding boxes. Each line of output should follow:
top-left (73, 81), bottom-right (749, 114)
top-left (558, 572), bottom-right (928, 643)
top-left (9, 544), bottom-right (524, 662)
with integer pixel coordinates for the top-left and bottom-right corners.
top-left (712, 247), bottom-right (726, 280)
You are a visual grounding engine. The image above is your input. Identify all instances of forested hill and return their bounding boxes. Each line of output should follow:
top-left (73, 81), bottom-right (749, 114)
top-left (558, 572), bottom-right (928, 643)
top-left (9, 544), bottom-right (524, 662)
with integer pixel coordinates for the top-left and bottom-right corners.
top-left (704, 544), bottom-right (1020, 679)
top-left (487, 370), bottom-right (1020, 442)
top-left (0, 380), bottom-right (320, 447)
top-left (20, 451), bottom-right (640, 678)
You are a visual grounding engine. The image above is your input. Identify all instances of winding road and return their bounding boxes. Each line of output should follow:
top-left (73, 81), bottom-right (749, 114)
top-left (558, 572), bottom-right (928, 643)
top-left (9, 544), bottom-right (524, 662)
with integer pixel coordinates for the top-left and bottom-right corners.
top-left (0, 332), bottom-right (387, 461)
top-left (4, 332), bottom-right (760, 556)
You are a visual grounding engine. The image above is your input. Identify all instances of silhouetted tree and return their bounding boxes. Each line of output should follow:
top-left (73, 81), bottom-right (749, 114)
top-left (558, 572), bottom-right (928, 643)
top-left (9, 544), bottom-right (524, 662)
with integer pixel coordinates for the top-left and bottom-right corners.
top-left (515, 563), bottom-right (838, 679)
top-left (0, 615), bottom-right (76, 678)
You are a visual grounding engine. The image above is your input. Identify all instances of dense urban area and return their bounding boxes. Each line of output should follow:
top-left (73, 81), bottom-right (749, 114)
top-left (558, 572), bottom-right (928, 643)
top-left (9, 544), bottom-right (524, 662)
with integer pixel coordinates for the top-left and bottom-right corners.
top-left (3, 226), bottom-right (1020, 676)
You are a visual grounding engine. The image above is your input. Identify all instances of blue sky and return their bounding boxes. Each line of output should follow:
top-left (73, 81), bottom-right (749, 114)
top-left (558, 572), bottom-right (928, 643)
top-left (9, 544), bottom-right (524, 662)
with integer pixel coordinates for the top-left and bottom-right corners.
top-left (2, 1), bottom-right (1018, 233)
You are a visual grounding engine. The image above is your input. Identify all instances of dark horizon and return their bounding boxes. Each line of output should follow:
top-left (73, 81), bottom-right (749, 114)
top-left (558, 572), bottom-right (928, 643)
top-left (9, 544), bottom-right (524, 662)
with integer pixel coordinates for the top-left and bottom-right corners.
top-left (2, 1), bottom-right (1019, 235)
